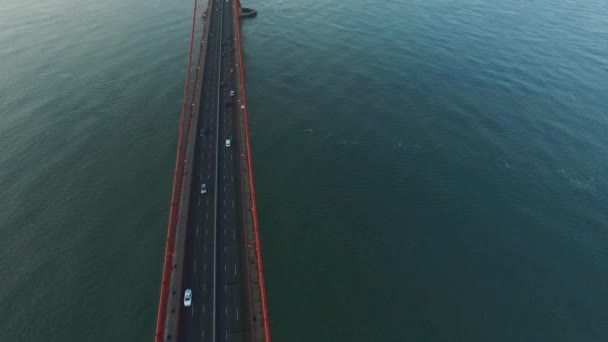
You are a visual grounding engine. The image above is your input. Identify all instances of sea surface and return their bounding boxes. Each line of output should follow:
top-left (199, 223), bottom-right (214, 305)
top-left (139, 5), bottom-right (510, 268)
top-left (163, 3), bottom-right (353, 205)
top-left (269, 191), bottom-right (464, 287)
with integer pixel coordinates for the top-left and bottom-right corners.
top-left (1, 0), bottom-right (607, 341)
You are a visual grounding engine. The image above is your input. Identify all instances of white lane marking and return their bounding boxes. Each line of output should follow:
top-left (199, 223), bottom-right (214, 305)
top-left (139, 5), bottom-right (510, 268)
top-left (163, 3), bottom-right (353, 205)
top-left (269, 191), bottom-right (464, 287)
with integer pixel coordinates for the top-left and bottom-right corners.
top-left (213, 12), bottom-right (225, 342)
top-left (202, 330), bottom-right (205, 340)
top-left (224, 264), bottom-right (227, 272)
top-left (231, 176), bottom-right (234, 183)
top-left (236, 306), bottom-right (239, 320)
top-left (197, 225), bottom-right (199, 237)
top-left (233, 230), bottom-right (235, 239)
top-left (232, 200), bottom-right (235, 208)
top-left (206, 228), bottom-right (208, 236)
top-left (234, 264), bottom-right (237, 275)
top-left (203, 304), bottom-right (206, 313)
top-left (203, 283), bottom-right (206, 292)
top-left (198, 198), bottom-right (201, 207)
top-left (204, 264), bottom-right (207, 271)
top-left (194, 259), bottom-right (197, 272)
top-left (225, 284), bottom-right (227, 293)
top-left (225, 306), bottom-right (228, 316)
top-left (204, 246), bottom-right (207, 253)
top-left (226, 331), bottom-right (228, 341)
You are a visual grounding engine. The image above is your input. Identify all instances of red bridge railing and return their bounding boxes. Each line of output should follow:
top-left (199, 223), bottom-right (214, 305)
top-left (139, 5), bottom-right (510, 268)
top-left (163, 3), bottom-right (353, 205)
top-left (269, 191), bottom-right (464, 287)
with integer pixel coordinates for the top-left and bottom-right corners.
top-left (234, 1), bottom-right (272, 341)
top-left (154, 0), bottom-right (200, 341)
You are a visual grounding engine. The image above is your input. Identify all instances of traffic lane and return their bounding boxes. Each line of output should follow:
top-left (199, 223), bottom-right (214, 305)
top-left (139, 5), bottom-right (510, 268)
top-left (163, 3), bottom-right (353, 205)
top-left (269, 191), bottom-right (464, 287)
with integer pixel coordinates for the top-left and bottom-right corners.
top-left (215, 86), bottom-right (238, 340)
top-left (219, 79), bottom-right (250, 337)
top-left (224, 13), bottom-right (256, 342)
top-left (191, 48), bottom-right (219, 342)
top-left (178, 198), bottom-right (196, 340)
top-left (178, 138), bottom-right (209, 340)
top-left (215, 117), bottom-right (230, 339)
top-left (225, 282), bottom-right (250, 340)
top-left (226, 60), bottom-right (253, 338)
top-left (221, 143), bottom-right (249, 338)
top-left (216, 84), bottom-right (238, 342)
top-left (195, 237), bottom-right (214, 341)
top-left (211, 0), bottom-right (229, 336)
top-left (179, 86), bottom-right (215, 339)
top-left (226, 0), bottom-right (256, 337)
top-left (220, 0), bottom-right (252, 337)
top-left (180, 3), bottom-right (224, 339)
top-left (180, 103), bottom-right (214, 340)
top-left (193, 43), bottom-right (222, 342)
top-left (194, 140), bottom-right (216, 342)
top-left (179, 128), bottom-right (215, 342)
top-left (215, 0), bottom-right (234, 338)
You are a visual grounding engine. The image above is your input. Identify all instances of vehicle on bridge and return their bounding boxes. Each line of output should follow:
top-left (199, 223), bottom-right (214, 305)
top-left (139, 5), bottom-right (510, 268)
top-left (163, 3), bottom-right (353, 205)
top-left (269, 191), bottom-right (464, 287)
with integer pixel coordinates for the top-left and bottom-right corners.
top-left (201, 183), bottom-right (207, 194)
top-left (225, 139), bottom-right (231, 147)
top-left (183, 289), bottom-right (192, 307)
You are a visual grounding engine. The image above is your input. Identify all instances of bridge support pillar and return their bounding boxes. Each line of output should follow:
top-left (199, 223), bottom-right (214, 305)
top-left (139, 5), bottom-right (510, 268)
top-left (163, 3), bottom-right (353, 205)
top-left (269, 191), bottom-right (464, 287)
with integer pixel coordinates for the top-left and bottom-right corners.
top-left (236, 0), bottom-right (257, 18)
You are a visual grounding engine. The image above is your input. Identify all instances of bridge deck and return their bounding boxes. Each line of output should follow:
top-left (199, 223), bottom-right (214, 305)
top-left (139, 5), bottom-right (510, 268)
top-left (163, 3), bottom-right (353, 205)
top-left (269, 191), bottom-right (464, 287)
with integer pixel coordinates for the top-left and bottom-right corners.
top-left (155, 0), bottom-right (269, 341)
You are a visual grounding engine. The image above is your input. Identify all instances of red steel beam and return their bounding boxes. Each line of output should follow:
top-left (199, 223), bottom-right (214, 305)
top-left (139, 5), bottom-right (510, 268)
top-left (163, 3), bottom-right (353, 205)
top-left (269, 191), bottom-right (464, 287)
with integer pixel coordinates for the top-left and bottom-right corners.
top-left (234, 1), bottom-right (272, 341)
top-left (154, 0), bottom-right (199, 341)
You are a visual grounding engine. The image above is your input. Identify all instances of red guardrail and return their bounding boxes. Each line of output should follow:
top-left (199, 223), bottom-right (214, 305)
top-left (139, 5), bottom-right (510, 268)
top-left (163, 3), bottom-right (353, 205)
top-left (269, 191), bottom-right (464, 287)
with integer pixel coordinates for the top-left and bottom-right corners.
top-left (234, 1), bottom-right (272, 341)
top-left (154, 0), bottom-right (199, 341)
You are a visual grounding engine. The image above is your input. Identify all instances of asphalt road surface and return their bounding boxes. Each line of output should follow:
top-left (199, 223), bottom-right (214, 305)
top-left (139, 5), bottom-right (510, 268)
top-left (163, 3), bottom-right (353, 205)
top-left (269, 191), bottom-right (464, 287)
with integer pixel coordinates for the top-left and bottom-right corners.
top-left (177, 0), bottom-right (253, 341)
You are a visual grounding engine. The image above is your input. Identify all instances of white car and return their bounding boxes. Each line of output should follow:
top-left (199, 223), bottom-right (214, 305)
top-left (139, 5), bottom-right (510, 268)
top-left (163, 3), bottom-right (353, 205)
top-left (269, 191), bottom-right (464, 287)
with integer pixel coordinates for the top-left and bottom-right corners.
top-left (184, 289), bottom-right (192, 307)
top-left (229, 90), bottom-right (235, 97)
top-left (225, 139), bottom-right (231, 147)
top-left (201, 183), bottom-right (207, 194)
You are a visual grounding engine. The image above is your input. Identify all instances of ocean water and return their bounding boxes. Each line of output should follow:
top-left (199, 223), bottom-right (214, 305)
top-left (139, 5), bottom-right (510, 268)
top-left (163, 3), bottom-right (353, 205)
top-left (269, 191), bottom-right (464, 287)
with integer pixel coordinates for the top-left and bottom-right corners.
top-left (1, 0), bottom-right (608, 341)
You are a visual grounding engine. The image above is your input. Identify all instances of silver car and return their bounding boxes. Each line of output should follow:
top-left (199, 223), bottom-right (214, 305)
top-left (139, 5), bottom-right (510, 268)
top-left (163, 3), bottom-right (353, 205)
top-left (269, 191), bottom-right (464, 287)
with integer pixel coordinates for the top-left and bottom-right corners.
top-left (184, 289), bottom-right (192, 307)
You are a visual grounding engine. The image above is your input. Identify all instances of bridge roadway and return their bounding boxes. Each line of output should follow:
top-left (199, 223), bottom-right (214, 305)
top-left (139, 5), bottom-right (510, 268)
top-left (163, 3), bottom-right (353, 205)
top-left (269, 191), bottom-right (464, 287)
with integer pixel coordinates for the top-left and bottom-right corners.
top-left (178, 0), bottom-right (253, 340)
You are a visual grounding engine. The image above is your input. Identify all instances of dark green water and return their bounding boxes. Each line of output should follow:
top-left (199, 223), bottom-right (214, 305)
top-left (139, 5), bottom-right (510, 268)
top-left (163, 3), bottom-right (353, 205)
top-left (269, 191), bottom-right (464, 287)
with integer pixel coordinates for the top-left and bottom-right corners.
top-left (1, 0), bottom-right (608, 341)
